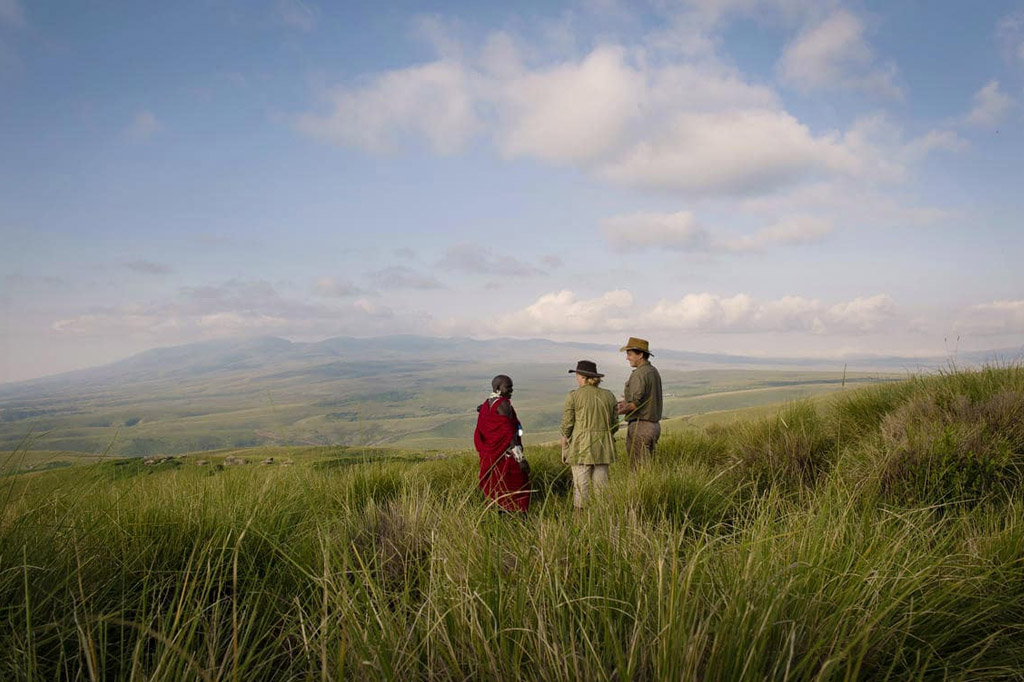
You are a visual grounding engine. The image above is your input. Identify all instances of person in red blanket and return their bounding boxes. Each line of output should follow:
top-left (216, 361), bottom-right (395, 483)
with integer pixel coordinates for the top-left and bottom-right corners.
top-left (474, 374), bottom-right (530, 513)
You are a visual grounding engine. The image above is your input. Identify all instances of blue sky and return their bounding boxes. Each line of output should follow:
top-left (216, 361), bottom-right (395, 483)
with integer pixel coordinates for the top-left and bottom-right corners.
top-left (1, 0), bottom-right (1023, 383)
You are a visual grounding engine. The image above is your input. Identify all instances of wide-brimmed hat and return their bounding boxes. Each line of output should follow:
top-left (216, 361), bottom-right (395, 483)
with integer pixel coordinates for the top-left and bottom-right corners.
top-left (619, 337), bottom-right (654, 356)
top-left (569, 360), bottom-right (604, 378)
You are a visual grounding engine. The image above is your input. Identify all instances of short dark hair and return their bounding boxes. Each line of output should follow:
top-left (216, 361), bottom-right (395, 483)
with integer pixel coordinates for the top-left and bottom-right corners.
top-left (491, 374), bottom-right (512, 392)
top-left (629, 349), bottom-right (650, 360)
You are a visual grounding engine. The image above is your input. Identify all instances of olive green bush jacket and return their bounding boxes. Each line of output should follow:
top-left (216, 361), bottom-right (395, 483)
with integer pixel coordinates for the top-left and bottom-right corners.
top-left (561, 385), bottom-right (619, 465)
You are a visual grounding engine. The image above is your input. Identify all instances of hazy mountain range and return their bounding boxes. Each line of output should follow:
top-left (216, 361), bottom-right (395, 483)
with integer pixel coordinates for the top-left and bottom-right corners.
top-left (0, 335), bottom-right (1018, 456)
top-left (3, 334), bottom-right (1017, 397)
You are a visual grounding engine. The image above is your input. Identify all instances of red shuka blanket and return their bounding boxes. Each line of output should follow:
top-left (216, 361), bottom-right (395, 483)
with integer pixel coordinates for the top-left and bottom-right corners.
top-left (473, 396), bottom-right (530, 513)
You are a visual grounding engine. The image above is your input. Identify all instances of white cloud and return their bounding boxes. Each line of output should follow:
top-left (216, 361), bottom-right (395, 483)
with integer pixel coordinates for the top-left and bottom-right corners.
top-left (902, 129), bottom-right (968, 161)
top-left (646, 293), bottom-right (766, 330)
top-left (126, 111), bottom-right (162, 140)
top-left (603, 211), bottom-right (710, 251)
top-left (956, 300), bottom-right (1024, 335)
top-left (294, 22), bottom-right (915, 199)
top-left (489, 289), bottom-right (900, 336)
top-left (777, 10), bottom-right (901, 98)
top-left (599, 109), bottom-right (858, 194)
top-left (647, 63), bottom-right (780, 112)
top-left (295, 60), bottom-right (480, 154)
top-left (493, 289), bottom-right (634, 334)
top-left (494, 46), bottom-right (643, 163)
top-left (964, 80), bottom-right (1014, 127)
top-left (826, 294), bottom-right (897, 332)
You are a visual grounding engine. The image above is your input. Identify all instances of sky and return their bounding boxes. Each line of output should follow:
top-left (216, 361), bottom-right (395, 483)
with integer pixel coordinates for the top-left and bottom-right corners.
top-left (1, 0), bottom-right (1024, 383)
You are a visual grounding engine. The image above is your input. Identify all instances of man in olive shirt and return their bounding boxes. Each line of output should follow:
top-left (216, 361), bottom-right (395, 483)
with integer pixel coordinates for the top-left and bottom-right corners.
top-left (616, 337), bottom-right (663, 469)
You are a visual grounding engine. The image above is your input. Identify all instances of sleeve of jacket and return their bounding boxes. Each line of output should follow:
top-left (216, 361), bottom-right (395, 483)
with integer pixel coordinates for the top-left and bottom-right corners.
top-left (607, 391), bottom-right (620, 436)
top-left (560, 391), bottom-right (576, 440)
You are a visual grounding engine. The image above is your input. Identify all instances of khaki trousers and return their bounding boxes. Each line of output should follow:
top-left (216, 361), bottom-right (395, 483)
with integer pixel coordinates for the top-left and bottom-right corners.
top-left (571, 464), bottom-right (609, 508)
top-left (626, 420), bottom-right (660, 470)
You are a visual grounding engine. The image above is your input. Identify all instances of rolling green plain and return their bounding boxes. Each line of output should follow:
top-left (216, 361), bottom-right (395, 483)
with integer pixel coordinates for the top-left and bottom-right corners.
top-left (2, 365), bottom-right (1024, 680)
top-left (0, 362), bottom-right (898, 459)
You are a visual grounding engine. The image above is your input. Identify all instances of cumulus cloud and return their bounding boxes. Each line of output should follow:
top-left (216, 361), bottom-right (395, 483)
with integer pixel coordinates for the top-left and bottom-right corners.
top-left (600, 109), bottom-right (867, 194)
top-left (366, 266), bottom-right (444, 290)
top-left (295, 24), bottom-right (911, 199)
top-left (902, 129), bottom-right (968, 160)
top-left (964, 81), bottom-right (1014, 127)
top-left (642, 293), bottom-right (895, 333)
top-left (437, 243), bottom-right (547, 276)
top-left (494, 46), bottom-right (643, 163)
top-left (126, 111), bottom-right (162, 140)
top-left (956, 300), bottom-right (1024, 335)
top-left (492, 289), bottom-right (634, 334)
top-left (489, 289), bottom-right (899, 336)
top-left (295, 60), bottom-right (480, 154)
top-left (777, 10), bottom-right (901, 98)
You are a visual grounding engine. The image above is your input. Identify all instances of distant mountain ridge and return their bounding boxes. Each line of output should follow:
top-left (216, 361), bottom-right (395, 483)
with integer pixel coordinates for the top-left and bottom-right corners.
top-left (2, 334), bottom-right (1019, 457)
top-left (2, 334), bottom-right (1020, 398)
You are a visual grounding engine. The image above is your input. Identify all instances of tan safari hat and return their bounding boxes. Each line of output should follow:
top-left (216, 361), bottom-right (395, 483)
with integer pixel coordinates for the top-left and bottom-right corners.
top-left (619, 337), bottom-right (653, 356)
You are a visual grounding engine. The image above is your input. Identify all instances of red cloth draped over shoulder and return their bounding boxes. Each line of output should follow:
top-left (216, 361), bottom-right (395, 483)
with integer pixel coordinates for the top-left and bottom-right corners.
top-left (473, 396), bottom-right (530, 513)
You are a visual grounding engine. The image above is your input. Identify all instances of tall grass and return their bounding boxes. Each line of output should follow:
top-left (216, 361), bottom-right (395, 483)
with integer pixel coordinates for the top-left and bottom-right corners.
top-left (2, 366), bottom-right (1024, 680)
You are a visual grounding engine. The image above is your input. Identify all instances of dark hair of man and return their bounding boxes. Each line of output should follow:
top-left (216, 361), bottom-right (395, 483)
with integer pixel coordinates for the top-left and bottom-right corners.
top-left (491, 374), bottom-right (512, 392)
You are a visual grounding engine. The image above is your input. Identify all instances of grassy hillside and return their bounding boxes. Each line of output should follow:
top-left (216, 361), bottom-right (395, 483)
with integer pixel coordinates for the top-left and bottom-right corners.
top-left (2, 366), bottom-right (1023, 680)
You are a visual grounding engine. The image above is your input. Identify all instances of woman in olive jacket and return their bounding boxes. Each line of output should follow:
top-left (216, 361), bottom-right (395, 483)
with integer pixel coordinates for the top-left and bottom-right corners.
top-left (561, 360), bottom-right (620, 509)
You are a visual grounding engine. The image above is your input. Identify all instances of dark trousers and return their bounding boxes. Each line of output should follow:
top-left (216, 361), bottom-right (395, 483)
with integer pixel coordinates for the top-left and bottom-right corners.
top-left (626, 420), bottom-right (660, 470)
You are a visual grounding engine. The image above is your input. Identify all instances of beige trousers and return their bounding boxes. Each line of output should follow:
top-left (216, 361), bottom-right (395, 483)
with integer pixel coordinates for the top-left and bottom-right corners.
top-left (626, 420), bottom-right (661, 470)
top-left (571, 464), bottom-right (609, 508)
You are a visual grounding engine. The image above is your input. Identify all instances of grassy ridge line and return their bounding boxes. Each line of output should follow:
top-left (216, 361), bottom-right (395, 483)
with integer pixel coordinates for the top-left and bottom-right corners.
top-left (1, 366), bottom-right (1023, 680)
